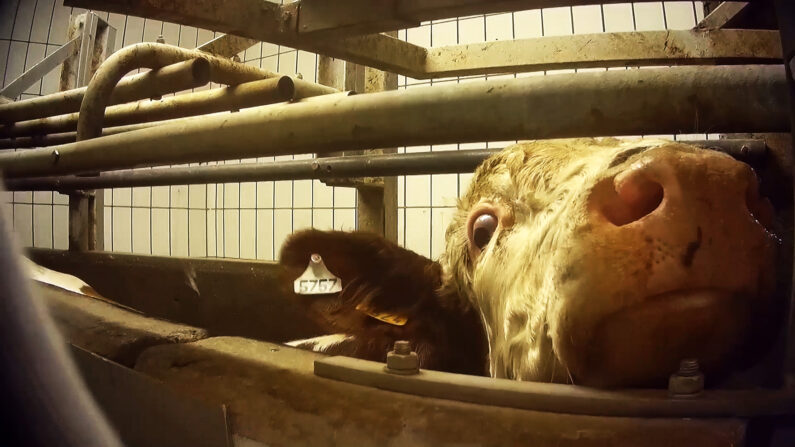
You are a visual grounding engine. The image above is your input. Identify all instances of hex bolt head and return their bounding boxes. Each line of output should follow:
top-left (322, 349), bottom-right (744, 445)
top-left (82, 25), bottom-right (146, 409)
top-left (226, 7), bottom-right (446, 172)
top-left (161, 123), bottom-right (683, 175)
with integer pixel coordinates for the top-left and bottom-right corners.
top-left (385, 340), bottom-right (419, 375)
top-left (668, 359), bottom-right (704, 397)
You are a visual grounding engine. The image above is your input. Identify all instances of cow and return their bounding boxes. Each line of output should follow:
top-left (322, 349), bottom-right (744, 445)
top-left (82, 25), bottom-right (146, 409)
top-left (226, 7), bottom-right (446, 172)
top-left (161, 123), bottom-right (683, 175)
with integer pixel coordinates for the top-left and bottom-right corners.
top-left (280, 138), bottom-right (782, 388)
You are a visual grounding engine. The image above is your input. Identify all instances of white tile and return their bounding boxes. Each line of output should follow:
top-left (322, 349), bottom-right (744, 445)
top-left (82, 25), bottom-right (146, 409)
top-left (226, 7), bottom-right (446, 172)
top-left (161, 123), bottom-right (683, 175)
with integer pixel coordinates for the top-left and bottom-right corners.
top-left (278, 50), bottom-right (297, 73)
top-left (256, 209), bottom-right (274, 260)
top-left (312, 208), bottom-right (333, 231)
top-left (274, 209), bottom-right (292, 256)
top-left (151, 208), bottom-right (170, 255)
top-left (171, 208), bottom-right (189, 256)
top-left (33, 191), bottom-right (51, 204)
top-left (122, 16), bottom-right (145, 46)
top-left (41, 44), bottom-right (60, 95)
top-left (404, 208), bottom-right (430, 258)
top-left (131, 207), bottom-right (151, 254)
top-left (240, 182), bottom-right (256, 208)
top-left (4, 41), bottom-right (27, 89)
top-left (541, 7), bottom-right (573, 36)
top-left (457, 17), bottom-right (485, 44)
top-left (432, 174), bottom-right (458, 207)
top-left (151, 185), bottom-right (170, 208)
top-left (103, 206), bottom-right (111, 249)
top-left (633, 3), bottom-right (666, 31)
top-left (13, 203), bottom-right (33, 246)
top-left (142, 18), bottom-right (163, 43)
top-left (312, 180), bottom-right (333, 208)
top-left (274, 180), bottom-right (292, 208)
top-left (172, 185), bottom-right (189, 208)
top-left (53, 205), bottom-right (68, 249)
top-left (406, 24), bottom-right (431, 47)
top-left (223, 209), bottom-right (239, 257)
top-left (0, 0), bottom-right (20, 40)
top-left (514, 10), bottom-right (543, 39)
top-left (33, 204), bottom-right (53, 248)
top-left (431, 207), bottom-right (456, 259)
top-left (293, 209), bottom-right (312, 232)
top-left (11, 0), bottom-right (36, 41)
top-left (30, 0), bottom-right (55, 42)
top-left (240, 209), bottom-right (256, 259)
top-left (405, 175), bottom-right (430, 207)
top-left (293, 179), bottom-right (312, 208)
top-left (112, 207), bottom-right (132, 253)
top-left (189, 209), bottom-right (207, 257)
top-left (572, 5), bottom-right (604, 34)
top-left (112, 187), bottom-right (132, 206)
top-left (333, 208), bottom-right (355, 231)
top-left (486, 13), bottom-right (513, 41)
top-left (431, 20), bottom-right (457, 47)
top-left (663, 2), bottom-right (697, 29)
top-left (132, 187), bottom-right (151, 207)
top-left (334, 186), bottom-right (356, 208)
top-left (48, 4), bottom-right (71, 45)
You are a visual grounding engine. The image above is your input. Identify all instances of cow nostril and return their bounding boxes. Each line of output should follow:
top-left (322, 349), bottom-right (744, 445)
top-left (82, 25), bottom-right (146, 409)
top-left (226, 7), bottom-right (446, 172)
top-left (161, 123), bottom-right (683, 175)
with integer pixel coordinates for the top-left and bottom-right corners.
top-left (601, 175), bottom-right (664, 226)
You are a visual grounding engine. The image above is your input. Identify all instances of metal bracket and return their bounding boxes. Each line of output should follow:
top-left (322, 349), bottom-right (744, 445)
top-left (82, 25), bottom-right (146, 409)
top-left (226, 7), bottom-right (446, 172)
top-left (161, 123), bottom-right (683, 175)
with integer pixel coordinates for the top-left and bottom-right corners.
top-left (0, 36), bottom-right (81, 99)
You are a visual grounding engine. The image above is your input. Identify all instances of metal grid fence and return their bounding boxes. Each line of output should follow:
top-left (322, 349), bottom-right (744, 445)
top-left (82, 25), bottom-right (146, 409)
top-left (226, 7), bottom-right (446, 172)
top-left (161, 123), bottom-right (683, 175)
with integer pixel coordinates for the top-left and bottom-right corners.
top-left (1, 0), bottom-right (707, 260)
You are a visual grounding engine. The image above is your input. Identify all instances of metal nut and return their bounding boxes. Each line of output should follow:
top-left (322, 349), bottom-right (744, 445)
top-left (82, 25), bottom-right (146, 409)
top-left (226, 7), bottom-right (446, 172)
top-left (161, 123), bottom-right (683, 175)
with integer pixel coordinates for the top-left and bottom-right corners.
top-left (385, 340), bottom-right (419, 375)
top-left (668, 359), bottom-right (704, 397)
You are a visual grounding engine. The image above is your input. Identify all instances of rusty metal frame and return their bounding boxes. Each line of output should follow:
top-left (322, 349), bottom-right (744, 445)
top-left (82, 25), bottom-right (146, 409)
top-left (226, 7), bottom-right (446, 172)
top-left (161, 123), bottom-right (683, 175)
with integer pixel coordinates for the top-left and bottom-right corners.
top-left (63, 0), bottom-right (780, 80)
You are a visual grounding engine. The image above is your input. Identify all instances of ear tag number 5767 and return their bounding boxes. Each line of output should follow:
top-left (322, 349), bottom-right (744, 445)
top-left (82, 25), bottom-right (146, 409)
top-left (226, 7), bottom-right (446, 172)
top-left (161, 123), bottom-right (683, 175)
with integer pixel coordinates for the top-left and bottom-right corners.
top-left (293, 254), bottom-right (343, 295)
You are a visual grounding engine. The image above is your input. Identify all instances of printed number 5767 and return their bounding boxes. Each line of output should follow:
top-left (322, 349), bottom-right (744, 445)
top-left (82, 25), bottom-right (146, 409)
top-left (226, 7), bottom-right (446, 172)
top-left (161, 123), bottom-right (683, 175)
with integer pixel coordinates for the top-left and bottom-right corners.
top-left (299, 278), bottom-right (338, 293)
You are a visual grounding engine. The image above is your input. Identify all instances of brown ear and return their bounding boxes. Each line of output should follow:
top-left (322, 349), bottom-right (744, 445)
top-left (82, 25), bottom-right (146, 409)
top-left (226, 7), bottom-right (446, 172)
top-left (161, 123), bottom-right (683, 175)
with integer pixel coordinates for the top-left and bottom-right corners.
top-left (279, 230), bottom-right (488, 375)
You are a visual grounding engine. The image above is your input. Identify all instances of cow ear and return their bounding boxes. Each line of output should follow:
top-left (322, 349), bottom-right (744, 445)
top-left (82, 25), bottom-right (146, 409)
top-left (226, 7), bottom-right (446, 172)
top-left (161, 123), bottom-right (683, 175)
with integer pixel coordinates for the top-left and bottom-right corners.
top-left (278, 229), bottom-right (442, 334)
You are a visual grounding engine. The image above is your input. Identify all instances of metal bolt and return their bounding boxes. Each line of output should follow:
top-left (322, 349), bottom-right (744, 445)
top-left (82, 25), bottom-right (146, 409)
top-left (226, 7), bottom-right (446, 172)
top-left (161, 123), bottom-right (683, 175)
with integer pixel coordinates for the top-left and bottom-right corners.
top-left (295, 72), bottom-right (304, 80)
top-left (385, 340), bottom-right (419, 375)
top-left (740, 145), bottom-right (750, 156)
top-left (51, 149), bottom-right (60, 164)
top-left (156, 34), bottom-right (165, 44)
top-left (311, 161), bottom-right (320, 171)
top-left (310, 253), bottom-right (322, 263)
top-left (668, 359), bottom-right (704, 397)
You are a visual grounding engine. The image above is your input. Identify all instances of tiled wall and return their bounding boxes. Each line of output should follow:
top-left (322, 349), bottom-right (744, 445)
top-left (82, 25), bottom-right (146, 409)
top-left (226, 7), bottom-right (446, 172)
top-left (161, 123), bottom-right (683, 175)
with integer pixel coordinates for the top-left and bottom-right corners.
top-left (1, 1), bottom-right (705, 260)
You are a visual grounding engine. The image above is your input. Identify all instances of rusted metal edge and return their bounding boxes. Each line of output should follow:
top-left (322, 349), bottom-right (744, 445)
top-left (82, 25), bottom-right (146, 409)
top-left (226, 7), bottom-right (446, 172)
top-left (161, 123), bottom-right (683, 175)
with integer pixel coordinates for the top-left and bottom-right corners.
top-left (196, 34), bottom-right (260, 58)
top-left (314, 355), bottom-right (795, 418)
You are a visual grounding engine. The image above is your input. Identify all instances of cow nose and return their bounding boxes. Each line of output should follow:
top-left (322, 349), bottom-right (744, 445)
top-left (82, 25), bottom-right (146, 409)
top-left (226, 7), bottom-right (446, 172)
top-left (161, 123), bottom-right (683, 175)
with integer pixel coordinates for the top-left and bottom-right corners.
top-left (594, 150), bottom-right (765, 228)
top-left (598, 163), bottom-right (664, 226)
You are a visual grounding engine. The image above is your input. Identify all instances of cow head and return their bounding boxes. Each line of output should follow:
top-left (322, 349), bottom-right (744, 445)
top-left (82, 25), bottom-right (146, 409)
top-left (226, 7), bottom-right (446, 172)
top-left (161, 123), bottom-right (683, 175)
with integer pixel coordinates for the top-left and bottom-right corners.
top-left (281, 138), bottom-right (781, 388)
top-left (442, 138), bottom-right (780, 387)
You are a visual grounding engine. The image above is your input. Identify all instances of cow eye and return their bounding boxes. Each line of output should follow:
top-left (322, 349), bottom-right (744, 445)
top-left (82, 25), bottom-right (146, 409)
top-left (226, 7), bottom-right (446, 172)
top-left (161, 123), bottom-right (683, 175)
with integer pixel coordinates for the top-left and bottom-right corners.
top-left (471, 213), bottom-right (498, 250)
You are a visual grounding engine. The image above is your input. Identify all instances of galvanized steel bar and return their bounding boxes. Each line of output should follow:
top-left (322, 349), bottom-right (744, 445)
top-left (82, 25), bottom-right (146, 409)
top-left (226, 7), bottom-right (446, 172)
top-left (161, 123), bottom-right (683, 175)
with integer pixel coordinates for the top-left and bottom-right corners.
top-left (2, 140), bottom-right (765, 191)
top-left (0, 36), bottom-right (82, 99)
top-left (424, 29), bottom-right (782, 79)
top-left (0, 65), bottom-right (786, 178)
top-left (0, 59), bottom-right (212, 124)
top-left (1, 77), bottom-right (297, 138)
top-left (0, 91), bottom-right (351, 149)
top-left (196, 34), bottom-right (259, 58)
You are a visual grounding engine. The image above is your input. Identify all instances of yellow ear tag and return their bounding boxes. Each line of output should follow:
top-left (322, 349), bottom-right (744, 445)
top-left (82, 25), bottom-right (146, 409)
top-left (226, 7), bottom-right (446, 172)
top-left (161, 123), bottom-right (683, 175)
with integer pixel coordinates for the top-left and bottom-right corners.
top-left (355, 301), bottom-right (408, 326)
top-left (294, 254), bottom-right (343, 295)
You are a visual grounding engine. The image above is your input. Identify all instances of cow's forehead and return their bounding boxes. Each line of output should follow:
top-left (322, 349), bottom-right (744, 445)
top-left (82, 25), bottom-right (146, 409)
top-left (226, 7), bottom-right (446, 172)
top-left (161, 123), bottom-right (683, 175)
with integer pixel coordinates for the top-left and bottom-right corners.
top-left (462, 138), bottom-right (675, 207)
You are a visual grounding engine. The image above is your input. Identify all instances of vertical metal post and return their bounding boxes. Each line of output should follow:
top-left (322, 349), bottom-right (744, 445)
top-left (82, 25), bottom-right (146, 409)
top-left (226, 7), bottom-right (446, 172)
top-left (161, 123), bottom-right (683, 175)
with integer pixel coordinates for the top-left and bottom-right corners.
top-left (316, 34), bottom-right (398, 240)
top-left (62, 12), bottom-right (114, 251)
top-left (773, 0), bottom-right (795, 388)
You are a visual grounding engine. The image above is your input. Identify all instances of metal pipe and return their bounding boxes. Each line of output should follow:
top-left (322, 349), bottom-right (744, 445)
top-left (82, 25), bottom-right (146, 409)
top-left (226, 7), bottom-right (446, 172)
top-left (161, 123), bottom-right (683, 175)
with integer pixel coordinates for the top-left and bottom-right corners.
top-left (0, 45), bottom-right (279, 125)
top-left (0, 59), bottom-right (211, 124)
top-left (0, 91), bottom-right (355, 149)
top-left (2, 140), bottom-right (766, 191)
top-left (75, 42), bottom-right (280, 141)
top-left (0, 65), bottom-right (787, 178)
top-left (0, 77), bottom-right (297, 138)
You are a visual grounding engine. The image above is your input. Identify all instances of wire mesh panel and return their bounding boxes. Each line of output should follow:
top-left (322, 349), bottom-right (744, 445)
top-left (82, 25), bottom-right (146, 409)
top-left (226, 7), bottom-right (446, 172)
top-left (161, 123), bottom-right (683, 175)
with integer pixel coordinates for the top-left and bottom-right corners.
top-left (1, 1), bottom-right (706, 260)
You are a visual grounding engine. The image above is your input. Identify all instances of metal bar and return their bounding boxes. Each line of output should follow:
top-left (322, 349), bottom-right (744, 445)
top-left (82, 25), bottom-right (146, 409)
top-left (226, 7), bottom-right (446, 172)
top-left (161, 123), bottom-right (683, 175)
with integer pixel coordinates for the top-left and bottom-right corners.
top-left (62, 0), bottom-right (428, 76)
top-left (76, 12), bottom-right (99, 88)
top-left (0, 65), bottom-right (786, 178)
top-left (1, 77), bottom-right (296, 138)
top-left (696, 2), bottom-right (750, 29)
top-left (424, 29), bottom-right (782, 79)
top-left (0, 59), bottom-right (212, 124)
top-left (0, 91), bottom-right (352, 149)
top-left (773, 0), bottom-right (795, 389)
top-left (196, 34), bottom-right (259, 58)
top-left (0, 36), bottom-right (81, 99)
top-left (314, 355), bottom-right (795, 418)
top-left (1, 140), bottom-right (766, 191)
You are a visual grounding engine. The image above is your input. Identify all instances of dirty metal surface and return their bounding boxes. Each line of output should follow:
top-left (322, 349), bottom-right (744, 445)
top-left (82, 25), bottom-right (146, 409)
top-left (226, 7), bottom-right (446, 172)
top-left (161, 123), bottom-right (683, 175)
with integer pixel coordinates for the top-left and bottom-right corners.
top-left (72, 345), bottom-right (231, 447)
top-left (28, 249), bottom-right (323, 343)
top-left (133, 336), bottom-right (748, 447)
